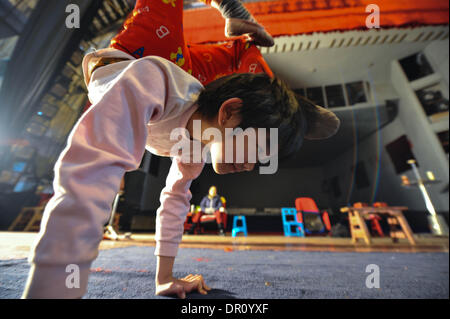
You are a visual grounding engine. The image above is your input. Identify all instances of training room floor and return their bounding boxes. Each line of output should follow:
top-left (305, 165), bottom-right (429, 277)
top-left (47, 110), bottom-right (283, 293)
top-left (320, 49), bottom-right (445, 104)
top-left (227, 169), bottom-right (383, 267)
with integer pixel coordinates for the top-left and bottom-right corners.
top-left (0, 232), bottom-right (448, 299)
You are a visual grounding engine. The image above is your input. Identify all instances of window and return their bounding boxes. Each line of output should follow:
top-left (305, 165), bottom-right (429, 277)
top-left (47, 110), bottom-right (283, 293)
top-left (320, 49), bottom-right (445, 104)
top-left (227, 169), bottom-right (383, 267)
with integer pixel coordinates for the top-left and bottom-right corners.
top-left (399, 52), bottom-right (434, 82)
top-left (325, 84), bottom-right (346, 108)
top-left (437, 130), bottom-right (449, 154)
top-left (293, 88), bottom-right (306, 98)
top-left (415, 83), bottom-right (449, 116)
top-left (385, 135), bottom-right (418, 174)
top-left (345, 81), bottom-right (367, 105)
top-left (306, 87), bottom-right (325, 106)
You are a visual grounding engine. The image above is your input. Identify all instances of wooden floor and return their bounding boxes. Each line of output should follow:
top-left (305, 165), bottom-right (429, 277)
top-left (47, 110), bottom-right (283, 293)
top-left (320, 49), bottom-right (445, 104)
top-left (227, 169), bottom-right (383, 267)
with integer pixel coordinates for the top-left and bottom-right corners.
top-left (0, 231), bottom-right (448, 260)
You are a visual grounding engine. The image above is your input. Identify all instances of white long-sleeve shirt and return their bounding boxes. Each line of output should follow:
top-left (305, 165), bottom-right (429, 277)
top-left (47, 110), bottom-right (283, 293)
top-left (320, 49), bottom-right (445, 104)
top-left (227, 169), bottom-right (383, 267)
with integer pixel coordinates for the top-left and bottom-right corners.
top-left (22, 48), bottom-right (205, 298)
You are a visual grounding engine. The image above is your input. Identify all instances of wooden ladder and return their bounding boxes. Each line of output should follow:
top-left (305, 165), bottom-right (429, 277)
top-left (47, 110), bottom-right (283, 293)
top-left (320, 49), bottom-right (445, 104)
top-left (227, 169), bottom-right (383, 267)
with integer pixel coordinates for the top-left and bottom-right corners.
top-left (348, 210), bottom-right (372, 244)
top-left (8, 207), bottom-right (44, 232)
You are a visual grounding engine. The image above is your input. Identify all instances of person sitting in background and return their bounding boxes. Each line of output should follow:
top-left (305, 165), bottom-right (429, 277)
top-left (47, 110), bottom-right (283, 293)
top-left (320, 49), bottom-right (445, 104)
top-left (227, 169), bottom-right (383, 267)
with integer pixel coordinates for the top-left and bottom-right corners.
top-left (187, 186), bottom-right (226, 236)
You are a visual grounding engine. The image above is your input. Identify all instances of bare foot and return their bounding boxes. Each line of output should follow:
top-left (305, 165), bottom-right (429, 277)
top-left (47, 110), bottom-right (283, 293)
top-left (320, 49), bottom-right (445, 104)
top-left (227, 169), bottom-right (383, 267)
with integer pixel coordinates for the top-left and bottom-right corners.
top-left (225, 18), bottom-right (275, 47)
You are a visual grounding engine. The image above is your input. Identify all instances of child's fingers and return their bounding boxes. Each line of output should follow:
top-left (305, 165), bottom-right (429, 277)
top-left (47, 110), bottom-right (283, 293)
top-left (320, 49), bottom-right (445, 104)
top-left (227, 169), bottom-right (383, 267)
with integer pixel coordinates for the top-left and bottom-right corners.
top-left (193, 275), bottom-right (210, 292)
top-left (184, 274), bottom-right (202, 282)
top-left (184, 274), bottom-right (194, 281)
top-left (188, 275), bottom-right (208, 294)
top-left (200, 276), bottom-right (212, 291)
top-left (193, 274), bottom-right (211, 290)
top-left (183, 274), bottom-right (198, 283)
top-left (180, 274), bottom-right (211, 294)
top-left (197, 281), bottom-right (208, 295)
top-left (196, 275), bottom-right (210, 294)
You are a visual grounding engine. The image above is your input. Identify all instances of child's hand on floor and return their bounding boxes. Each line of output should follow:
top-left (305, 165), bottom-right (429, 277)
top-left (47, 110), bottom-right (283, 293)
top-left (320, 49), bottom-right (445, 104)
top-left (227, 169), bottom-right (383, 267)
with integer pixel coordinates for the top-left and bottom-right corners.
top-left (155, 274), bottom-right (212, 299)
top-left (225, 18), bottom-right (275, 47)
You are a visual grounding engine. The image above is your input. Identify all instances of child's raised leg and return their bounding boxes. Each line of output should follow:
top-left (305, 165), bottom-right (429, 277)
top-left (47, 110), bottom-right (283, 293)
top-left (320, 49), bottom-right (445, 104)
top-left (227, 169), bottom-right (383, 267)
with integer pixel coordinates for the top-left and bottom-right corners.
top-left (110, 0), bottom-right (273, 83)
top-left (185, 1), bottom-right (274, 85)
top-left (111, 0), bottom-right (193, 73)
top-left (189, 38), bottom-right (274, 86)
top-left (200, 0), bottom-right (274, 47)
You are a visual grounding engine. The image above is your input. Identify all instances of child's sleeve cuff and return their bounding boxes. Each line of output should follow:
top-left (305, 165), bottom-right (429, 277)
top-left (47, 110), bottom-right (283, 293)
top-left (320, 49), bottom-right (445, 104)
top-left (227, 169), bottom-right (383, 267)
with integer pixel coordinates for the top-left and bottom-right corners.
top-left (154, 241), bottom-right (179, 257)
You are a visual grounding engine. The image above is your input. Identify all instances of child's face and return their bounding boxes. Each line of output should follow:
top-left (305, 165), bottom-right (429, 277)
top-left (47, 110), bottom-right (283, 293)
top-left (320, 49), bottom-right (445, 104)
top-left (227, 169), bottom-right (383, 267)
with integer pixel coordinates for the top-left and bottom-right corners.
top-left (209, 133), bottom-right (258, 175)
top-left (205, 98), bottom-right (256, 174)
top-left (196, 97), bottom-right (275, 175)
top-left (210, 130), bottom-right (278, 175)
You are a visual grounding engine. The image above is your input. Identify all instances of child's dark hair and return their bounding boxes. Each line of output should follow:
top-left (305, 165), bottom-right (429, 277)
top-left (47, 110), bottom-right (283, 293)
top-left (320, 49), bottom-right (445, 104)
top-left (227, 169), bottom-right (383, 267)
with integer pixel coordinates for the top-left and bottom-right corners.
top-left (196, 73), bottom-right (307, 160)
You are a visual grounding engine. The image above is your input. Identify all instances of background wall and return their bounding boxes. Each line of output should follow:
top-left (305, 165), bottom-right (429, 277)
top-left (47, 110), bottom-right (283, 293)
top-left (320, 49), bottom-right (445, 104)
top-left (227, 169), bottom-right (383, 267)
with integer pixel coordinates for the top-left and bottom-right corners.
top-left (191, 165), bottom-right (327, 210)
top-left (320, 39), bottom-right (450, 231)
top-left (390, 39), bottom-right (449, 212)
top-left (135, 156), bottom-right (328, 212)
top-left (125, 38), bottom-right (449, 234)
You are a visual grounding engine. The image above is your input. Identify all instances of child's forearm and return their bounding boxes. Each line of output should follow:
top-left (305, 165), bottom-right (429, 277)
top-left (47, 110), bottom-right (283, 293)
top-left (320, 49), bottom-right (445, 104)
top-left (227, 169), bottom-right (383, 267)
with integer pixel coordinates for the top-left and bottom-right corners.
top-left (156, 256), bottom-right (176, 283)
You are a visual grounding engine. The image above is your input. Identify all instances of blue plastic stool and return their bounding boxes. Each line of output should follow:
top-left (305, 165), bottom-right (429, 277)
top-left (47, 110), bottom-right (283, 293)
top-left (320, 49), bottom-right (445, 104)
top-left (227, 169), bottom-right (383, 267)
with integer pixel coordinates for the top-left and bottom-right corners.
top-left (232, 215), bottom-right (248, 237)
top-left (281, 208), bottom-right (305, 237)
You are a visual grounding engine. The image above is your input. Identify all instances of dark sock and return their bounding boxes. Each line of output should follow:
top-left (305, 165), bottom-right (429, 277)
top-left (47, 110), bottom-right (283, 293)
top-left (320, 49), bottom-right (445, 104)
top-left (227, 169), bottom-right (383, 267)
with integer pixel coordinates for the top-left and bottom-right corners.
top-left (219, 0), bottom-right (252, 21)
